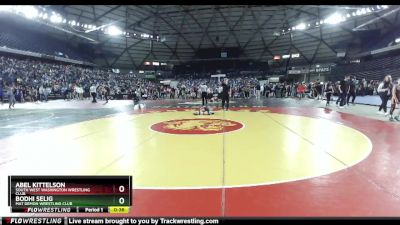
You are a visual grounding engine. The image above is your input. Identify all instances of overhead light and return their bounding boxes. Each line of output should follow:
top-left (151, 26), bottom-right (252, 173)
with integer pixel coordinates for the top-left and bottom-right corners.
top-left (356, 10), bottom-right (361, 16)
top-left (88, 24), bottom-right (92, 29)
top-left (366, 8), bottom-right (371, 13)
top-left (316, 64), bottom-right (320, 68)
top-left (62, 19), bottom-right (67, 23)
top-left (346, 13), bottom-right (351, 18)
top-left (71, 20), bottom-right (76, 26)
top-left (291, 53), bottom-right (300, 58)
top-left (308, 23), bottom-right (311, 27)
top-left (352, 12), bottom-right (356, 16)
top-left (292, 26), bottom-right (296, 30)
top-left (325, 12), bottom-right (344, 25)
top-left (50, 14), bottom-right (62, 23)
top-left (316, 22), bottom-right (319, 25)
top-left (84, 24), bottom-right (88, 28)
top-left (282, 54), bottom-right (290, 59)
top-left (106, 25), bottom-right (123, 36)
top-left (295, 23), bottom-right (306, 30)
top-left (0, 5), bottom-right (13, 11)
top-left (20, 6), bottom-right (38, 19)
top-left (382, 5), bottom-right (389, 9)
top-left (42, 13), bottom-right (48, 19)
top-left (320, 20), bottom-right (324, 24)
top-left (77, 22), bottom-right (80, 26)
top-left (395, 38), bottom-right (400, 43)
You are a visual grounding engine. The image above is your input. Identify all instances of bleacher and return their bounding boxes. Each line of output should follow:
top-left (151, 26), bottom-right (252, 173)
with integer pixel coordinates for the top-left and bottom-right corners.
top-left (333, 53), bottom-right (400, 81)
top-left (0, 17), bottom-right (92, 62)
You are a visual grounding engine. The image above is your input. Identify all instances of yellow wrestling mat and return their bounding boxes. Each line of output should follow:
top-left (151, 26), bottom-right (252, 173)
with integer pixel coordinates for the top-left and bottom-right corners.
top-left (2, 109), bottom-right (372, 189)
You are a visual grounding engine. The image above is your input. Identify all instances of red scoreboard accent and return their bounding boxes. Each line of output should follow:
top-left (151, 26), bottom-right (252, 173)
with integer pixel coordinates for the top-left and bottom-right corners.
top-left (273, 55), bottom-right (281, 60)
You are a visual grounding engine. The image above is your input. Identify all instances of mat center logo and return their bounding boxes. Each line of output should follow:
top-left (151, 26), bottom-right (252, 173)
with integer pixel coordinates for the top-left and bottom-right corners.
top-left (151, 118), bottom-right (243, 134)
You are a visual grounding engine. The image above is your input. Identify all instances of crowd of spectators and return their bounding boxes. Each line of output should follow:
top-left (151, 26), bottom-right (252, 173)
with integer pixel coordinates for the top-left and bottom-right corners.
top-left (0, 55), bottom-right (383, 105)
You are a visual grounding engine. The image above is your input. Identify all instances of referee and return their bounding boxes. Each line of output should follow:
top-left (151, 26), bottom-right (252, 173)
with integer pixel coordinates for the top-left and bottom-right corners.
top-left (221, 78), bottom-right (230, 111)
top-left (199, 82), bottom-right (208, 106)
top-left (90, 83), bottom-right (97, 103)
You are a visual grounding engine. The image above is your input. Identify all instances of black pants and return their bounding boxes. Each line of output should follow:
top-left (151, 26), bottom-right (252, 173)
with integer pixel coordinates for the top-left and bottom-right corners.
top-left (347, 91), bottom-right (356, 104)
top-left (326, 93), bottom-right (332, 104)
top-left (338, 92), bottom-right (347, 106)
top-left (105, 93), bottom-right (109, 102)
top-left (379, 93), bottom-right (389, 112)
top-left (390, 100), bottom-right (397, 116)
top-left (201, 92), bottom-right (207, 106)
top-left (91, 92), bottom-right (97, 103)
top-left (222, 95), bottom-right (229, 109)
top-left (336, 94), bottom-right (341, 105)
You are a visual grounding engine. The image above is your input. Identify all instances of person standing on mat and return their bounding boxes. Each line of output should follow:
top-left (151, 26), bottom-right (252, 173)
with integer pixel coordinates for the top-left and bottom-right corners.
top-left (104, 83), bottom-right (111, 104)
top-left (389, 78), bottom-right (400, 122)
top-left (221, 78), bottom-right (230, 111)
top-left (338, 75), bottom-right (350, 108)
top-left (90, 83), bottom-right (97, 103)
top-left (199, 82), bottom-right (208, 106)
top-left (347, 76), bottom-right (357, 106)
top-left (7, 84), bottom-right (16, 109)
top-left (325, 81), bottom-right (333, 106)
top-left (377, 75), bottom-right (392, 116)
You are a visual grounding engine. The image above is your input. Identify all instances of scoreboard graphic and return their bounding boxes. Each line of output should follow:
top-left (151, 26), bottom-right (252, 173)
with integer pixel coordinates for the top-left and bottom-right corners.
top-left (3, 176), bottom-right (222, 225)
top-left (8, 176), bottom-right (132, 213)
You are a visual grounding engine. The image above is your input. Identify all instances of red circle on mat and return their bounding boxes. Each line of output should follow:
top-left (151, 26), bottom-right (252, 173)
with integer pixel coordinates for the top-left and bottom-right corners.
top-left (151, 118), bottom-right (244, 135)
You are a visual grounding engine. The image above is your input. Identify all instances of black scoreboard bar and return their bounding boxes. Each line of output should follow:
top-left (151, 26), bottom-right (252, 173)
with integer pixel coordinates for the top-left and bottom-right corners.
top-left (2, 217), bottom-right (400, 225)
top-left (8, 176), bottom-right (132, 213)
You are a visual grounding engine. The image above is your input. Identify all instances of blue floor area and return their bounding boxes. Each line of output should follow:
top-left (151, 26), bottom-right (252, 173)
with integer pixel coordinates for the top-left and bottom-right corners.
top-left (331, 95), bottom-right (390, 107)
